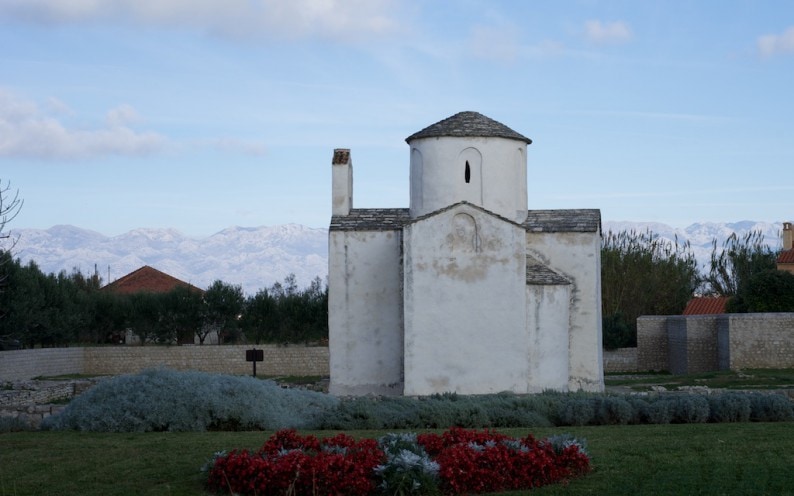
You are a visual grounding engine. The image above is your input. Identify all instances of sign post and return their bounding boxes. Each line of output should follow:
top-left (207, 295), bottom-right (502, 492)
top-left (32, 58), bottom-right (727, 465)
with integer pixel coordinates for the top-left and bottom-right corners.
top-left (245, 348), bottom-right (264, 377)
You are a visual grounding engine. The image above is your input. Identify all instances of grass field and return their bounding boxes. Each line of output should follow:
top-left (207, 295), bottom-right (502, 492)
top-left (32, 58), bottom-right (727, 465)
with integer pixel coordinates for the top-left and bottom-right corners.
top-left (2, 422), bottom-right (793, 496)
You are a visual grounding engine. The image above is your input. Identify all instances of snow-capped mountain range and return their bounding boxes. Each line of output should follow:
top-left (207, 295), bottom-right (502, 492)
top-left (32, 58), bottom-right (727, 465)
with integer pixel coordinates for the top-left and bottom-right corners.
top-left (6, 220), bottom-right (785, 295)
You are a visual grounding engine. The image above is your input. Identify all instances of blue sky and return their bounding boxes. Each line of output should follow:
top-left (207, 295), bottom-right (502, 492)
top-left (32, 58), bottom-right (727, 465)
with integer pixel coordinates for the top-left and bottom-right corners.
top-left (1, 0), bottom-right (793, 237)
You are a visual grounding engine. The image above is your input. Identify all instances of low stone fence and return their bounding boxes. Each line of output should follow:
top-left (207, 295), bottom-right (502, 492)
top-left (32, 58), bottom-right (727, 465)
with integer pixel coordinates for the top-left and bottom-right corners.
top-left (0, 344), bottom-right (330, 382)
top-left (637, 312), bottom-right (794, 374)
top-left (603, 347), bottom-right (638, 373)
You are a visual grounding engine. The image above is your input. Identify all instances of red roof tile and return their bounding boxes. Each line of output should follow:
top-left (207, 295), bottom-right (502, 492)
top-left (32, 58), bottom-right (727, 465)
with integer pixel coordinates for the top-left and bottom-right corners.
top-left (777, 249), bottom-right (794, 264)
top-left (683, 296), bottom-right (730, 315)
top-left (102, 265), bottom-right (203, 295)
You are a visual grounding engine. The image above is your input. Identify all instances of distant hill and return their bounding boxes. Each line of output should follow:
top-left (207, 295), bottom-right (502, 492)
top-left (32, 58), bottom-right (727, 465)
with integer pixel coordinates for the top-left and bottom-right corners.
top-left (9, 224), bottom-right (328, 295)
top-left (8, 220), bottom-right (784, 295)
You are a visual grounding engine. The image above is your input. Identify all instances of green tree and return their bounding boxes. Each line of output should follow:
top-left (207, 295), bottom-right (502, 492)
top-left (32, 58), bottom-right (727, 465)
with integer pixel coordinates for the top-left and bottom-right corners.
top-left (203, 280), bottom-right (245, 344)
top-left (127, 292), bottom-right (166, 344)
top-left (242, 288), bottom-right (280, 344)
top-left (161, 286), bottom-right (205, 344)
top-left (601, 230), bottom-right (701, 349)
top-left (704, 231), bottom-right (779, 297)
top-left (730, 269), bottom-right (794, 313)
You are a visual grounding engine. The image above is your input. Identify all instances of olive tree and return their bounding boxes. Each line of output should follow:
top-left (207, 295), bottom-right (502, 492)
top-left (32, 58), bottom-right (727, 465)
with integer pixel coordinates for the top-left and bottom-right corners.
top-left (601, 230), bottom-right (701, 348)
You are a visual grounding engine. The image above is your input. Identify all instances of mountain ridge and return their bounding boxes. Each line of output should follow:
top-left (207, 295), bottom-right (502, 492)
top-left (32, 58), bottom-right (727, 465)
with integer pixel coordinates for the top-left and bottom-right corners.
top-left (7, 221), bottom-right (784, 295)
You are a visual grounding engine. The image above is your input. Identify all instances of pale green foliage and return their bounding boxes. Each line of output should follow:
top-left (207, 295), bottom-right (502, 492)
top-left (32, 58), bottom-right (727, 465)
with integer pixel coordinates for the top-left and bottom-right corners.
top-left (40, 369), bottom-right (793, 432)
top-left (375, 433), bottom-right (440, 496)
top-left (41, 368), bottom-right (339, 432)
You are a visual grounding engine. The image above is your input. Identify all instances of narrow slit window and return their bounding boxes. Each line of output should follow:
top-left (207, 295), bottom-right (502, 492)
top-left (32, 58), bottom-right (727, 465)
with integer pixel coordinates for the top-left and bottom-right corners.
top-left (464, 160), bottom-right (471, 183)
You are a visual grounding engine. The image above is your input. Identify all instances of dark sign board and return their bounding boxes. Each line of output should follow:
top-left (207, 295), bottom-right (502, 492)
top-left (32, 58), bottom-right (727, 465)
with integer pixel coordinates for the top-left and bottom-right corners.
top-left (246, 349), bottom-right (264, 362)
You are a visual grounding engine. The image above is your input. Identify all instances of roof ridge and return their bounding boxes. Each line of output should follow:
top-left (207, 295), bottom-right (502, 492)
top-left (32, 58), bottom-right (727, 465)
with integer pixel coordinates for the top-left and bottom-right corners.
top-left (405, 111), bottom-right (532, 144)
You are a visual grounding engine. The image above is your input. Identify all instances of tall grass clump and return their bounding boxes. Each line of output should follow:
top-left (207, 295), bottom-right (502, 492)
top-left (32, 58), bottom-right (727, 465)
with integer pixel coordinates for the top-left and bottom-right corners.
top-left (41, 368), bottom-right (338, 432)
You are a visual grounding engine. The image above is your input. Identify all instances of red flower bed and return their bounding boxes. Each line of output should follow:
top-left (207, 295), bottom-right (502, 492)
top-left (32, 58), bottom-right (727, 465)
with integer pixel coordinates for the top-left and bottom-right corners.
top-left (206, 428), bottom-right (590, 495)
top-left (418, 427), bottom-right (590, 494)
top-left (207, 430), bottom-right (384, 496)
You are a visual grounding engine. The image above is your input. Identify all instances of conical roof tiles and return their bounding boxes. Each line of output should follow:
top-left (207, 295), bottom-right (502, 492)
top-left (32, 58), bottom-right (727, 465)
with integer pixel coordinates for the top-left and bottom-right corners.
top-left (405, 111), bottom-right (532, 144)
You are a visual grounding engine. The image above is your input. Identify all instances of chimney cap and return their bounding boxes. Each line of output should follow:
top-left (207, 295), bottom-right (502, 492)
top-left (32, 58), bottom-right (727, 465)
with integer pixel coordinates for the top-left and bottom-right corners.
top-left (332, 149), bottom-right (350, 165)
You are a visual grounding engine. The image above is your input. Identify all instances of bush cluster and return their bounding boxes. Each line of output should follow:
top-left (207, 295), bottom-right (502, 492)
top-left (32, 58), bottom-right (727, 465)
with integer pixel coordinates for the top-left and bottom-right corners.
top-left (41, 369), bottom-right (794, 433)
top-left (41, 368), bottom-right (339, 432)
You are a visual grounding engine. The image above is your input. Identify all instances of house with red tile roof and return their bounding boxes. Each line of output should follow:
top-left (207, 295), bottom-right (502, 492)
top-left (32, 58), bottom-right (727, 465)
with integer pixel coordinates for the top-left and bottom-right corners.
top-left (777, 222), bottom-right (794, 275)
top-left (682, 296), bottom-right (730, 315)
top-left (102, 265), bottom-right (203, 295)
top-left (102, 266), bottom-right (205, 344)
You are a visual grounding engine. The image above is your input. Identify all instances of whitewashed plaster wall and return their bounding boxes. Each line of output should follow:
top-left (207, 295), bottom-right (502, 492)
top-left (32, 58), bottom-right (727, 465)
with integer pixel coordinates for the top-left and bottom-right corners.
top-left (403, 204), bottom-right (528, 395)
top-left (328, 230), bottom-right (404, 396)
top-left (525, 232), bottom-right (604, 392)
top-left (526, 283), bottom-right (571, 392)
top-left (409, 137), bottom-right (528, 223)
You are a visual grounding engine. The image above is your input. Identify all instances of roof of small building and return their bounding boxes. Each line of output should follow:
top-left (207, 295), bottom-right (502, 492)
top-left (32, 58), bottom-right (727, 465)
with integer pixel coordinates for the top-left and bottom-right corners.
top-left (102, 265), bottom-right (203, 295)
top-left (777, 249), bottom-right (794, 264)
top-left (330, 208), bottom-right (411, 231)
top-left (526, 256), bottom-right (570, 286)
top-left (682, 296), bottom-right (730, 315)
top-left (330, 208), bottom-right (601, 233)
top-left (524, 209), bottom-right (601, 233)
top-left (405, 111), bottom-right (532, 144)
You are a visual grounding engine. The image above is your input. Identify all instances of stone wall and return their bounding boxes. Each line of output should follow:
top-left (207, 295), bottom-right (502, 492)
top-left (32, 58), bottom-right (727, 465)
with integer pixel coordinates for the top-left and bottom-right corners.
top-left (636, 316), bottom-right (668, 372)
top-left (602, 347), bottom-right (637, 373)
top-left (667, 316), bottom-right (719, 375)
top-left (636, 313), bottom-right (794, 374)
top-left (0, 345), bottom-right (329, 382)
top-left (0, 348), bottom-right (84, 382)
top-left (719, 314), bottom-right (794, 370)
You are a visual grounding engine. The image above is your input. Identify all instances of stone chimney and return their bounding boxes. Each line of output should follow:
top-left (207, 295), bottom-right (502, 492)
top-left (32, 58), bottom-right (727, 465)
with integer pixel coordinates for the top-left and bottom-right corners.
top-left (332, 148), bottom-right (352, 216)
top-left (784, 222), bottom-right (793, 250)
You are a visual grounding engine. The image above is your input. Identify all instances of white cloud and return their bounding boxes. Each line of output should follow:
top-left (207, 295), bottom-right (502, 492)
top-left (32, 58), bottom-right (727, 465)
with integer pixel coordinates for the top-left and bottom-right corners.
top-left (757, 26), bottom-right (794, 57)
top-left (0, 0), bottom-right (404, 43)
top-left (469, 23), bottom-right (520, 63)
top-left (0, 89), bottom-right (166, 160)
top-left (196, 137), bottom-right (267, 157)
top-left (583, 20), bottom-right (632, 44)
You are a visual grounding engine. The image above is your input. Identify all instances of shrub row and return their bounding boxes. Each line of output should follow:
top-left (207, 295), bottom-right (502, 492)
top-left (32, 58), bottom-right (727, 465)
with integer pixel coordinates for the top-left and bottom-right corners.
top-left (41, 369), bottom-right (794, 432)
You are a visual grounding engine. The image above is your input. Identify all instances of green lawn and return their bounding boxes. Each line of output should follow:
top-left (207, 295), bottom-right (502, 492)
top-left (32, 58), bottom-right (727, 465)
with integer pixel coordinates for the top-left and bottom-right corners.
top-left (2, 423), bottom-right (793, 496)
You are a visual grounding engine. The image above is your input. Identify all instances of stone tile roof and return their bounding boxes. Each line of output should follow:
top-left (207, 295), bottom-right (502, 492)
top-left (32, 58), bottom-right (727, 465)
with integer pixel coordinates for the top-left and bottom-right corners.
top-left (330, 208), bottom-right (411, 231)
top-left (777, 249), bottom-right (794, 264)
top-left (524, 209), bottom-right (601, 233)
top-left (405, 111), bottom-right (532, 144)
top-left (682, 296), bottom-right (730, 315)
top-left (331, 208), bottom-right (602, 233)
top-left (102, 265), bottom-right (203, 295)
top-left (526, 256), bottom-right (570, 286)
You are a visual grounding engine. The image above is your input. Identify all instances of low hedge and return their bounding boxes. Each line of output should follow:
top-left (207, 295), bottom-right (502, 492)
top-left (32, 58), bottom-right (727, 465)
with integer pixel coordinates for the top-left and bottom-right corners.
top-left (41, 368), bottom-right (794, 432)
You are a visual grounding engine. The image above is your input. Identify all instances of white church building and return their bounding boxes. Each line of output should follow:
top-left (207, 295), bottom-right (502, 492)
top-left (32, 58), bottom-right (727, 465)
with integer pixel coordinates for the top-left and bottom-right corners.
top-left (329, 111), bottom-right (604, 396)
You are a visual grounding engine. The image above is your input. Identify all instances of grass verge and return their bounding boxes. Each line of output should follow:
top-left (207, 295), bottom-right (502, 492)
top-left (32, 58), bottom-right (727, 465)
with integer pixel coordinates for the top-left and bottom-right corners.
top-left (605, 368), bottom-right (794, 391)
top-left (1, 423), bottom-right (793, 495)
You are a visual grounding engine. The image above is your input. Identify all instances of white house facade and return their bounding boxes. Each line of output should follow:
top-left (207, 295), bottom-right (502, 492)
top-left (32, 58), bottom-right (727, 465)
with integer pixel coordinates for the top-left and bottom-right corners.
top-left (328, 111), bottom-right (604, 396)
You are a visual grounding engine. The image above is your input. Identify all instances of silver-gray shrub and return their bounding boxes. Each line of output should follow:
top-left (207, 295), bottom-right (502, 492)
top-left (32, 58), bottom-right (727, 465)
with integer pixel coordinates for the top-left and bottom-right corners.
top-left (40, 368), bottom-right (339, 432)
top-left (375, 433), bottom-right (440, 496)
top-left (558, 398), bottom-right (595, 426)
top-left (747, 393), bottom-right (794, 422)
top-left (708, 392), bottom-right (752, 423)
